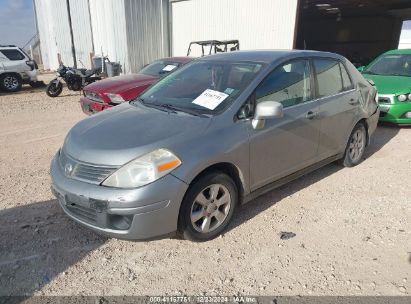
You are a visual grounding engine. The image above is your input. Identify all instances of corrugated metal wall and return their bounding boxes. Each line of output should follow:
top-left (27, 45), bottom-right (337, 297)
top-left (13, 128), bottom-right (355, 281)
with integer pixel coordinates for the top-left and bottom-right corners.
top-left (89, 0), bottom-right (129, 73)
top-left (35, 0), bottom-right (76, 70)
top-left (34, 0), bottom-right (55, 70)
top-left (36, 0), bottom-right (170, 73)
top-left (35, 0), bottom-right (299, 71)
top-left (124, 0), bottom-right (170, 72)
top-left (35, 0), bottom-right (93, 70)
top-left (68, 0), bottom-right (94, 68)
top-left (171, 0), bottom-right (298, 56)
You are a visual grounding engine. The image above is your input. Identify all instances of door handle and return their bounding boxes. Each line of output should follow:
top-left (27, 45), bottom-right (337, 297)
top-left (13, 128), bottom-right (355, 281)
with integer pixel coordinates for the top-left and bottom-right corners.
top-left (306, 111), bottom-right (317, 120)
top-left (349, 98), bottom-right (360, 105)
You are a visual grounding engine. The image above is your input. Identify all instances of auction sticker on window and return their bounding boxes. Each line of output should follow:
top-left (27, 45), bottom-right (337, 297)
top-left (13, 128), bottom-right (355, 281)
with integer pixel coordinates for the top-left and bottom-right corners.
top-left (162, 65), bottom-right (177, 72)
top-left (192, 89), bottom-right (229, 110)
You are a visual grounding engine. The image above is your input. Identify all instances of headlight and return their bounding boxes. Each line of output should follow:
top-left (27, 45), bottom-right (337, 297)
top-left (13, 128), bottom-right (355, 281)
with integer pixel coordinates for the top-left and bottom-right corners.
top-left (102, 149), bottom-right (181, 188)
top-left (408, 94), bottom-right (411, 101)
top-left (106, 93), bottom-right (125, 104)
top-left (398, 94), bottom-right (408, 102)
top-left (84, 90), bottom-right (103, 103)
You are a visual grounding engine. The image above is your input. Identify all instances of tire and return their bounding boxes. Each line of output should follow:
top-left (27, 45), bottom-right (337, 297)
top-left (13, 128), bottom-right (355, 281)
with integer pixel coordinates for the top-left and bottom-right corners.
top-left (0, 74), bottom-right (22, 92)
top-left (339, 122), bottom-right (367, 167)
top-left (46, 81), bottom-right (63, 97)
top-left (178, 171), bottom-right (238, 241)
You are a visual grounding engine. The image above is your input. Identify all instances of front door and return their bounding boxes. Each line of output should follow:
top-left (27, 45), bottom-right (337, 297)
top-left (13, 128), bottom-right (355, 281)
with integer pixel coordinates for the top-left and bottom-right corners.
top-left (247, 59), bottom-right (321, 191)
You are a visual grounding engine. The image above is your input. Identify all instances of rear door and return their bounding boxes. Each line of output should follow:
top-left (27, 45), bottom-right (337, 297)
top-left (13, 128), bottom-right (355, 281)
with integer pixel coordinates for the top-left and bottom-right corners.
top-left (312, 58), bottom-right (359, 159)
top-left (247, 59), bottom-right (321, 191)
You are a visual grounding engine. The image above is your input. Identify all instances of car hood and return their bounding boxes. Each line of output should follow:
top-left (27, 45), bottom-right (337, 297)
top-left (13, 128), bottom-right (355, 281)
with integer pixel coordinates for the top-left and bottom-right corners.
top-left (362, 74), bottom-right (411, 95)
top-left (84, 73), bottom-right (158, 94)
top-left (62, 103), bottom-right (212, 166)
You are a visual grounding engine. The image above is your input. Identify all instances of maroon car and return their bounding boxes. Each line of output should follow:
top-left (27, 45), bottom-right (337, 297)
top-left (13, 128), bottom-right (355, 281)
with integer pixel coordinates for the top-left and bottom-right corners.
top-left (80, 57), bottom-right (193, 115)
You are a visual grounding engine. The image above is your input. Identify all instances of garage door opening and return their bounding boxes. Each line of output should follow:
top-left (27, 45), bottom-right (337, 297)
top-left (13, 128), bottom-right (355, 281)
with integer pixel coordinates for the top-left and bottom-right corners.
top-left (296, 0), bottom-right (411, 66)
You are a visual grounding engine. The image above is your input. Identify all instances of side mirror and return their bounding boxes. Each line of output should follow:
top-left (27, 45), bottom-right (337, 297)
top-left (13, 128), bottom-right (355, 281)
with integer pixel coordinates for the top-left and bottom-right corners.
top-left (357, 66), bottom-right (366, 72)
top-left (252, 101), bottom-right (283, 129)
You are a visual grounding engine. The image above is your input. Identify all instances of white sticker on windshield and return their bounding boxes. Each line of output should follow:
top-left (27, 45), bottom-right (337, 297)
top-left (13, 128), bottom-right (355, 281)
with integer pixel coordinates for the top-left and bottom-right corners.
top-left (162, 65), bottom-right (177, 72)
top-left (192, 89), bottom-right (229, 110)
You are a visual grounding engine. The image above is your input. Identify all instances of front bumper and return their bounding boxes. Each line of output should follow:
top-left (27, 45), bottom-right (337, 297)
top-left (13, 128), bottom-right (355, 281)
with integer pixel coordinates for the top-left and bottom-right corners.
top-left (378, 102), bottom-right (411, 125)
top-left (50, 153), bottom-right (188, 240)
top-left (80, 96), bottom-right (112, 115)
top-left (21, 69), bottom-right (38, 83)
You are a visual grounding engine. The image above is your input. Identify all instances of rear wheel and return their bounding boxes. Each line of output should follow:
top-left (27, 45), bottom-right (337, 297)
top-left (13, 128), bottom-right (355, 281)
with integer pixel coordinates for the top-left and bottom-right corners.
top-left (339, 122), bottom-right (367, 167)
top-left (46, 80), bottom-right (63, 97)
top-left (178, 172), bottom-right (238, 241)
top-left (0, 74), bottom-right (22, 92)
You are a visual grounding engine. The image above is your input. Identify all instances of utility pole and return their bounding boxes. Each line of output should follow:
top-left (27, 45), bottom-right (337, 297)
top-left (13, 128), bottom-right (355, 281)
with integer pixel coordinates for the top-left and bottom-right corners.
top-left (66, 0), bottom-right (77, 68)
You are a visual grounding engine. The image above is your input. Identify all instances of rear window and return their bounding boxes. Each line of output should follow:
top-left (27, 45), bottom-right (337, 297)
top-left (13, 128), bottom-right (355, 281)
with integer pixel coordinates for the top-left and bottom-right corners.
top-left (0, 49), bottom-right (25, 61)
top-left (340, 63), bottom-right (354, 90)
top-left (314, 59), bottom-right (352, 98)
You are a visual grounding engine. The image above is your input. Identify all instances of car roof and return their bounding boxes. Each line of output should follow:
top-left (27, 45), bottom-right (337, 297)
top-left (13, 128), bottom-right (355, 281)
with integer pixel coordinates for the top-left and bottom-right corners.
top-left (197, 49), bottom-right (344, 64)
top-left (383, 49), bottom-right (411, 55)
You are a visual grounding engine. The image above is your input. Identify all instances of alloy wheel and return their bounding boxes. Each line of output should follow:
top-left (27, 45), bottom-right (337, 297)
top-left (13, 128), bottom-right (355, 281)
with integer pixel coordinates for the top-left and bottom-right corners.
top-left (190, 184), bottom-right (231, 233)
top-left (348, 128), bottom-right (365, 162)
top-left (3, 76), bottom-right (19, 90)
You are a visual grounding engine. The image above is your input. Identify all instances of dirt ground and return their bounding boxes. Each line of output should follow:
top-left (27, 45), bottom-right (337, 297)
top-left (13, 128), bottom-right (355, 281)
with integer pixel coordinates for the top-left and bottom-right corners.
top-left (0, 75), bottom-right (410, 297)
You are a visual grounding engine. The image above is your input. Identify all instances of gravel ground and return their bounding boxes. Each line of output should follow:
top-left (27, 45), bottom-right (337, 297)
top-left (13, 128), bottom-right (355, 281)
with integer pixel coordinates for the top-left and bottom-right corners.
top-left (0, 76), bottom-right (410, 296)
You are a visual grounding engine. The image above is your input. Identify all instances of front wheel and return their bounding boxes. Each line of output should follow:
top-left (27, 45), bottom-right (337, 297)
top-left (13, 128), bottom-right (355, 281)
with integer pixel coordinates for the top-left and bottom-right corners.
top-left (178, 172), bottom-right (238, 241)
top-left (339, 122), bottom-right (367, 167)
top-left (46, 80), bottom-right (63, 97)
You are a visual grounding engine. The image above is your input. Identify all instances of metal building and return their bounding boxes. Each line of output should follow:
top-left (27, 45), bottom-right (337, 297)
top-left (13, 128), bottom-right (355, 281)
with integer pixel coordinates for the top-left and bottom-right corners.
top-left (34, 0), bottom-right (169, 73)
top-left (34, 0), bottom-right (411, 73)
top-left (34, 0), bottom-right (299, 73)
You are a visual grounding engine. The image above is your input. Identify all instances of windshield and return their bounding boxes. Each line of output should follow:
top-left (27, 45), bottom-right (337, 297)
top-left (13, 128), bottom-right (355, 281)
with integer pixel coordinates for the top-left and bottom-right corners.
top-left (136, 60), bottom-right (263, 114)
top-left (139, 60), bottom-right (182, 77)
top-left (364, 54), bottom-right (411, 77)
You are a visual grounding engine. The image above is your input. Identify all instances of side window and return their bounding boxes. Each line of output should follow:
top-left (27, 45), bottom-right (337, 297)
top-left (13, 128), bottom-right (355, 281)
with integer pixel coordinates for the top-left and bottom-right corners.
top-left (255, 60), bottom-right (312, 108)
top-left (0, 49), bottom-right (25, 61)
top-left (313, 59), bottom-right (344, 97)
top-left (339, 62), bottom-right (354, 90)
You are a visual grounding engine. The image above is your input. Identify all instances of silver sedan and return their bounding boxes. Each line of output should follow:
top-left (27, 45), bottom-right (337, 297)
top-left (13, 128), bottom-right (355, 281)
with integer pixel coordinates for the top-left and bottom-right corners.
top-left (51, 50), bottom-right (379, 241)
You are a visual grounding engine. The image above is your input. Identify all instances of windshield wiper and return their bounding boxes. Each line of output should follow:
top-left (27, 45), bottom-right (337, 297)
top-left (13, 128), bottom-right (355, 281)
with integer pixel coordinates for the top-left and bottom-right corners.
top-left (159, 104), bottom-right (209, 118)
top-left (362, 71), bottom-right (378, 75)
top-left (133, 99), bottom-right (208, 117)
top-left (136, 98), bottom-right (177, 114)
top-left (390, 73), bottom-right (410, 77)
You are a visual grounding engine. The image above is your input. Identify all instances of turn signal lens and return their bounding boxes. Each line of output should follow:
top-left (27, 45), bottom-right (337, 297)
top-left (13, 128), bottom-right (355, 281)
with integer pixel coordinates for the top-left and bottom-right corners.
top-left (158, 159), bottom-right (181, 172)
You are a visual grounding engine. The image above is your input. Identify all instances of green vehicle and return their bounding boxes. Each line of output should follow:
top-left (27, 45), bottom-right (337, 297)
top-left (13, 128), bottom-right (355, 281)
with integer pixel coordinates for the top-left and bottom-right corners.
top-left (358, 49), bottom-right (411, 125)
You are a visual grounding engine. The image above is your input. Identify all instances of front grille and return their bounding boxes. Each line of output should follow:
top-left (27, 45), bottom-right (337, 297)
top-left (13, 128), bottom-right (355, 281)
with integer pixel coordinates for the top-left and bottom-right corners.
top-left (59, 150), bottom-right (118, 184)
top-left (66, 202), bottom-right (97, 224)
top-left (84, 90), bottom-right (103, 103)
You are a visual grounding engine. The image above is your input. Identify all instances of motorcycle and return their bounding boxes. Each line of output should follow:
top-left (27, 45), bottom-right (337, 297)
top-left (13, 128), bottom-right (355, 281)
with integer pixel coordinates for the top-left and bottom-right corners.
top-left (46, 63), bottom-right (101, 97)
